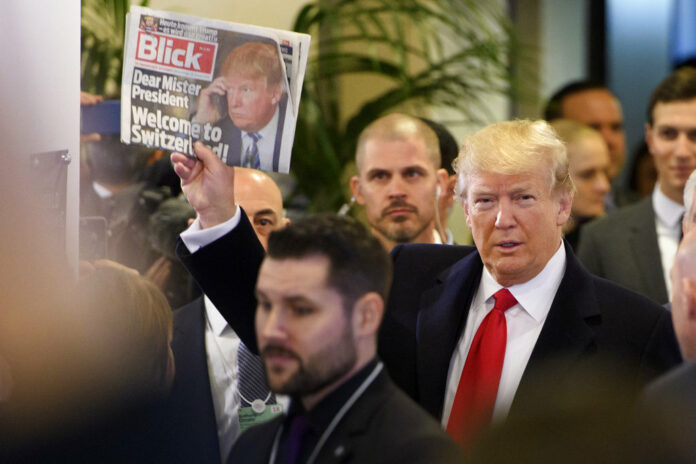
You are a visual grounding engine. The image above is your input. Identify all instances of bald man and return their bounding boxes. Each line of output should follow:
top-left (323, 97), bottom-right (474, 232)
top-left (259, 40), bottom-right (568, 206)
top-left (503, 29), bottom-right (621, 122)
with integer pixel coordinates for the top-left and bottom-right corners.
top-left (168, 167), bottom-right (288, 464)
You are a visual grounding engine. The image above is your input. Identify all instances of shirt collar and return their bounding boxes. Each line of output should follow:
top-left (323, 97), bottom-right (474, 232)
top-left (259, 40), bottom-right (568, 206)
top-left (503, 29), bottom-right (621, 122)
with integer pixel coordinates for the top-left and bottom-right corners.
top-left (479, 241), bottom-right (567, 322)
top-left (653, 183), bottom-right (685, 230)
top-left (204, 295), bottom-right (229, 336)
top-left (242, 105), bottom-right (280, 141)
top-left (286, 358), bottom-right (380, 433)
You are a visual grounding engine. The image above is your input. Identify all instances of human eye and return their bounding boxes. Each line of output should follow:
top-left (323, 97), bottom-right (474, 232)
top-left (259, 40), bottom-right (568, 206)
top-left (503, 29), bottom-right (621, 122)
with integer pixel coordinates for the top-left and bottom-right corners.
top-left (516, 193), bottom-right (536, 205)
top-left (403, 167), bottom-right (425, 179)
top-left (256, 295), bottom-right (272, 313)
top-left (687, 130), bottom-right (696, 142)
top-left (658, 127), bottom-right (678, 140)
top-left (473, 196), bottom-right (494, 209)
top-left (368, 170), bottom-right (390, 182)
top-left (291, 304), bottom-right (315, 316)
top-left (611, 122), bottom-right (623, 133)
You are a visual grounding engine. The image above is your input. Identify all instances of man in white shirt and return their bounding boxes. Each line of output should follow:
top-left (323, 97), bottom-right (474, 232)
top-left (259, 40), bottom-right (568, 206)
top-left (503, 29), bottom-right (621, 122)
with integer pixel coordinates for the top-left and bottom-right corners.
top-left (171, 119), bottom-right (680, 452)
top-left (578, 67), bottom-right (696, 304)
top-left (168, 167), bottom-right (289, 463)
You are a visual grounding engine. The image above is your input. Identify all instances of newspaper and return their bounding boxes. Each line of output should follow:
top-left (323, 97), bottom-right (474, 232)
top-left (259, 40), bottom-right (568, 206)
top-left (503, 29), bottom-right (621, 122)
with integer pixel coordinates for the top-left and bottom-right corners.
top-left (120, 6), bottom-right (311, 173)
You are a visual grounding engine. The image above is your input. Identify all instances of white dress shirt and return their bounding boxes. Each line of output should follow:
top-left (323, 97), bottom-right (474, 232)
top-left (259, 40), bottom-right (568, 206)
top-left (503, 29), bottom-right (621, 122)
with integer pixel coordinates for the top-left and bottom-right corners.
top-left (241, 107), bottom-right (279, 171)
top-left (204, 296), bottom-right (242, 463)
top-left (653, 185), bottom-right (685, 299)
top-left (441, 242), bottom-right (567, 427)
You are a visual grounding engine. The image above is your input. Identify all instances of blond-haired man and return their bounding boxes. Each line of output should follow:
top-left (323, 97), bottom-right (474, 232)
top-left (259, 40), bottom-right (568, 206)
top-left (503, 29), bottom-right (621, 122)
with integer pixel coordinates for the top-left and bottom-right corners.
top-left (193, 41), bottom-right (287, 170)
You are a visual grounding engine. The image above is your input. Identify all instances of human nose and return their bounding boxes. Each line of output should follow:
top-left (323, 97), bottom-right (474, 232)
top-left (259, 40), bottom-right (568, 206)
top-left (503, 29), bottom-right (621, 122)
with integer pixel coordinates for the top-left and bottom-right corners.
top-left (387, 176), bottom-right (407, 200)
top-left (258, 307), bottom-right (286, 342)
top-left (596, 172), bottom-right (611, 195)
top-left (227, 89), bottom-right (241, 108)
top-left (494, 199), bottom-right (515, 229)
top-left (674, 132), bottom-right (693, 159)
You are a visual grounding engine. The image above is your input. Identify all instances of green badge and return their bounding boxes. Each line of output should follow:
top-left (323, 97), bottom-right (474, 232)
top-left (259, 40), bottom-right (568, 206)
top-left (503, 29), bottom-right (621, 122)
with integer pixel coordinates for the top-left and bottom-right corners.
top-left (239, 403), bottom-right (284, 433)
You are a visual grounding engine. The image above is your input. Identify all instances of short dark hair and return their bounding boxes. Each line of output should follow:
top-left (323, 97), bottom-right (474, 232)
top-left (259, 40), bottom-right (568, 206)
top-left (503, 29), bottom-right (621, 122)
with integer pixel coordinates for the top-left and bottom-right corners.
top-left (544, 80), bottom-right (611, 121)
top-left (266, 214), bottom-right (392, 311)
top-left (419, 118), bottom-right (459, 175)
top-left (646, 67), bottom-right (696, 125)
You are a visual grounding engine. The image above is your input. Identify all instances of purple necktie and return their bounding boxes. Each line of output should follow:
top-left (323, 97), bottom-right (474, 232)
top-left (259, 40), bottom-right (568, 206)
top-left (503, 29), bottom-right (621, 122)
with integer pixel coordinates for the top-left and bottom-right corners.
top-left (284, 415), bottom-right (308, 464)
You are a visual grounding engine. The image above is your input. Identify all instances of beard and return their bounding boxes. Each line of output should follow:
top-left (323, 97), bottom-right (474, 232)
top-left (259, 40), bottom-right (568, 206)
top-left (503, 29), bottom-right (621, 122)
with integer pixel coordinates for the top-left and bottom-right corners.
top-left (371, 201), bottom-right (431, 244)
top-left (261, 321), bottom-right (357, 397)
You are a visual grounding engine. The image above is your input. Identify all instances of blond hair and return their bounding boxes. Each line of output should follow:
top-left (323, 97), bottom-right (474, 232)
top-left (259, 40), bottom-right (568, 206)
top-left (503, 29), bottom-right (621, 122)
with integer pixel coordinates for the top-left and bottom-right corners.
top-left (550, 118), bottom-right (605, 163)
top-left (455, 119), bottom-right (574, 200)
top-left (355, 113), bottom-right (441, 171)
top-left (221, 41), bottom-right (283, 89)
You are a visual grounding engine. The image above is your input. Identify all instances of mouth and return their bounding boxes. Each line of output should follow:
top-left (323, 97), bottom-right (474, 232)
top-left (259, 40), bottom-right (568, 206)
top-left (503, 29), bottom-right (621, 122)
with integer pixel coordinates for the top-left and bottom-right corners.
top-left (496, 241), bottom-right (522, 250)
top-left (261, 346), bottom-right (299, 367)
top-left (382, 203), bottom-right (417, 218)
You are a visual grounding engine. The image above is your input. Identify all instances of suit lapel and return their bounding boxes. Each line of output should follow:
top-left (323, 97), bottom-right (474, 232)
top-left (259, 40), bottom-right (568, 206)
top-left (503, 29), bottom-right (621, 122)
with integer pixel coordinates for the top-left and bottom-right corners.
top-left (510, 243), bottom-right (597, 415)
top-left (416, 252), bottom-right (483, 419)
top-left (627, 198), bottom-right (668, 303)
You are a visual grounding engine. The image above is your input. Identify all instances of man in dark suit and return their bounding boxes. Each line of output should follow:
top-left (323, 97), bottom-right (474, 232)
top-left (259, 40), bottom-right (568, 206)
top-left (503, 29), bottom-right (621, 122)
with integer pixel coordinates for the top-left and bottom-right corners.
top-left (168, 167), bottom-right (289, 463)
top-left (577, 68), bottom-right (696, 304)
top-left (193, 41), bottom-right (287, 171)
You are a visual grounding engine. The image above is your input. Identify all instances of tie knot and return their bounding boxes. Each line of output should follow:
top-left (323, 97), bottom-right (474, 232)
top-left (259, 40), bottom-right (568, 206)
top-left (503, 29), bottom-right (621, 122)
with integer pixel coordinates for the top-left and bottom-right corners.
top-left (248, 132), bottom-right (261, 142)
top-left (492, 288), bottom-right (517, 312)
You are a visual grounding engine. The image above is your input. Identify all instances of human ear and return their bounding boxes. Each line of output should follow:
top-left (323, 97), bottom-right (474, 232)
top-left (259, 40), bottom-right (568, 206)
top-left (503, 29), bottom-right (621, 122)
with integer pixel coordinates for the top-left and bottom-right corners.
top-left (352, 292), bottom-right (384, 338)
top-left (350, 176), bottom-right (366, 205)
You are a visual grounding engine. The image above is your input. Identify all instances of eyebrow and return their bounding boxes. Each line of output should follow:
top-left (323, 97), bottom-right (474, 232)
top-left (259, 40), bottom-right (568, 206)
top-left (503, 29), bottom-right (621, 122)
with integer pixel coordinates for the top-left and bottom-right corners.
top-left (254, 209), bottom-right (279, 218)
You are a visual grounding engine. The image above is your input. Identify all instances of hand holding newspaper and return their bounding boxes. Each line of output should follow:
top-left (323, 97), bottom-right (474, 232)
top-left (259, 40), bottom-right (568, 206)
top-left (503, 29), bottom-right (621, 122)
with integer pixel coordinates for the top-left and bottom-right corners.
top-left (120, 7), bottom-right (310, 173)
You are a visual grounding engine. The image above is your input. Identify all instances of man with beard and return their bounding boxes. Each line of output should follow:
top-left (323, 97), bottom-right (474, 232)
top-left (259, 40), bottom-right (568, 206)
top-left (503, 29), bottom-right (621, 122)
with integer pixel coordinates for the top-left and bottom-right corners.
top-left (174, 145), bottom-right (461, 463)
top-left (349, 113), bottom-right (450, 251)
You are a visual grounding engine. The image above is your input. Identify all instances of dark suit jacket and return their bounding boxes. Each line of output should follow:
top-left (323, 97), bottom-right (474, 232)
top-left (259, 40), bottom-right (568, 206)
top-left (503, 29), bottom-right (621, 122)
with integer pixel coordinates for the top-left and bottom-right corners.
top-left (226, 369), bottom-right (462, 464)
top-left (576, 196), bottom-right (668, 304)
top-left (382, 240), bottom-right (681, 420)
top-left (216, 95), bottom-right (287, 171)
top-left (643, 359), bottom-right (696, 457)
top-left (177, 212), bottom-right (681, 424)
top-left (167, 296), bottom-right (221, 464)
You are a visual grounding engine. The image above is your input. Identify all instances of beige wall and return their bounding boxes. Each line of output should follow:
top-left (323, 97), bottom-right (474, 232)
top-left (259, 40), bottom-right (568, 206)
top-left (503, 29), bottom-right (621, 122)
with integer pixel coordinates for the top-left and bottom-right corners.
top-left (148, 0), bottom-right (307, 30)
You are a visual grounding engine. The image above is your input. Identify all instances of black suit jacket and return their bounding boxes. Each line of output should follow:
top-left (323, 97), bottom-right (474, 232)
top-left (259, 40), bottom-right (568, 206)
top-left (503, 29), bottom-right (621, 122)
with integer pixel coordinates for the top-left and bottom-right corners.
top-left (177, 213), bottom-right (681, 423)
top-left (226, 369), bottom-right (462, 464)
top-left (383, 240), bottom-right (681, 420)
top-left (576, 196), bottom-right (668, 303)
top-left (167, 296), bottom-right (221, 464)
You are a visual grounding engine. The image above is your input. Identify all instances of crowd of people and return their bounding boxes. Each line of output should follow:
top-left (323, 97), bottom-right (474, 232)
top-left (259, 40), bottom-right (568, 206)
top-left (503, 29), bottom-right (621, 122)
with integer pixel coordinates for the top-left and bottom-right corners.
top-left (3, 61), bottom-right (696, 463)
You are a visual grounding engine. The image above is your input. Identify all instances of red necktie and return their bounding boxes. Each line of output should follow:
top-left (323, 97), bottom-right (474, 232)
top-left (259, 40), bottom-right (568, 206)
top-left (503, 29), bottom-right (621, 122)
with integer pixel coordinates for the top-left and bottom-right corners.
top-left (446, 288), bottom-right (517, 448)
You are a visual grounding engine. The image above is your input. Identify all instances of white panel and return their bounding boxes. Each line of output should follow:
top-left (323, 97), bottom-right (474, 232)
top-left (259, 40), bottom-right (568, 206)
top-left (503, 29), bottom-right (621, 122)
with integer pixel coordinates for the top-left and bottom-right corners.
top-left (0, 0), bottom-right (81, 270)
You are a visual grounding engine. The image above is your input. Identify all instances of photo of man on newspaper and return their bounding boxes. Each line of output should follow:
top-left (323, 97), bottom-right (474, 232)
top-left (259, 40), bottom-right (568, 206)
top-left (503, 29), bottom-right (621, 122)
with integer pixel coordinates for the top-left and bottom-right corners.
top-left (191, 41), bottom-right (288, 171)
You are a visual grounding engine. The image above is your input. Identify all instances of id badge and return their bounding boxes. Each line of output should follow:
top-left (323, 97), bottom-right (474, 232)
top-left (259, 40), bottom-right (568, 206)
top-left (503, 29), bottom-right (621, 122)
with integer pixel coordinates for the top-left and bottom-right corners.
top-left (239, 403), bottom-right (284, 433)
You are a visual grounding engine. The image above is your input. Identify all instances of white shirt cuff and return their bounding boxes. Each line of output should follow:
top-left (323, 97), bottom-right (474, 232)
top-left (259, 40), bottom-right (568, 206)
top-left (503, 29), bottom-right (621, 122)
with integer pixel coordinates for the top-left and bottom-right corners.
top-left (180, 206), bottom-right (241, 253)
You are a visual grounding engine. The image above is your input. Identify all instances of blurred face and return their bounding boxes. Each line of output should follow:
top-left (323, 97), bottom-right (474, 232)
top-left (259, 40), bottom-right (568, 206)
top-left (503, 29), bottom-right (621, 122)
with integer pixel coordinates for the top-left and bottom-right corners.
top-left (562, 89), bottom-right (626, 180)
top-left (645, 99), bottom-right (696, 204)
top-left (351, 136), bottom-right (441, 248)
top-left (234, 169), bottom-right (288, 249)
top-left (670, 237), bottom-right (696, 360)
top-left (223, 71), bottom-right (280, 132)
top-left (464, 169), bottom-right (571, 287)
top-left (255, 256), bottom-right (357, 398)
top-left (568, 136), bottom-right (611, 218)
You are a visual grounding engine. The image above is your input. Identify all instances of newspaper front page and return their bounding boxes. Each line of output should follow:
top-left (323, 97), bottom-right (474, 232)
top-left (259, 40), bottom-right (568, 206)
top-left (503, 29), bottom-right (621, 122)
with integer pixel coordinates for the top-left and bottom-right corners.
top-left (121, 7), bottom-right (310, 173)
